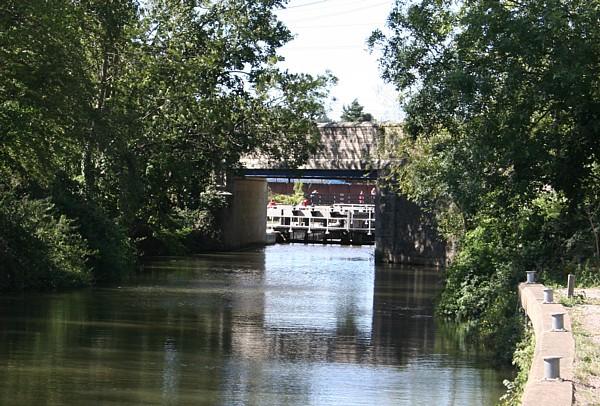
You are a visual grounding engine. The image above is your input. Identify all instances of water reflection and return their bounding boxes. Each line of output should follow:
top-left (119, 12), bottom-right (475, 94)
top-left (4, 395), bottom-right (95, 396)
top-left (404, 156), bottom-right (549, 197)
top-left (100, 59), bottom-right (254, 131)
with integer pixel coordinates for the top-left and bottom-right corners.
top-left (0, 245), bottom-right (507, 405)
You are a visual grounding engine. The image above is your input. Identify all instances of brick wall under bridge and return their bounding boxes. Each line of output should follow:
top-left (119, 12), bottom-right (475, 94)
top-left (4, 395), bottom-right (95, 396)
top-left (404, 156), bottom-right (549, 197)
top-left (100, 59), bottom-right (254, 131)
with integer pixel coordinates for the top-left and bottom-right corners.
top-left (268, 182), bottom-right (376, 205)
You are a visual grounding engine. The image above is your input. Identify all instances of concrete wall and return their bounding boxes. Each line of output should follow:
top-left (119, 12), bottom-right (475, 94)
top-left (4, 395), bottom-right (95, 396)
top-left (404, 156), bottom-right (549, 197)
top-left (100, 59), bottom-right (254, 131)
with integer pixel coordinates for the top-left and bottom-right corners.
top-left (519, 283), bottom-right (574, 406)
top-left (221, 178), bottom-right (268, 250)
top-left (375, 188), bottom-right (446, 267)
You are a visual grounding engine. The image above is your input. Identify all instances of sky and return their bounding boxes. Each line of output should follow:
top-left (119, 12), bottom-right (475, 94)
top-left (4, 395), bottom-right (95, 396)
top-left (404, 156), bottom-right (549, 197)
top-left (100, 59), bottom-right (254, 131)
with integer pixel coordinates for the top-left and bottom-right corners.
top-left (275, 0), bottom-right (401, 122)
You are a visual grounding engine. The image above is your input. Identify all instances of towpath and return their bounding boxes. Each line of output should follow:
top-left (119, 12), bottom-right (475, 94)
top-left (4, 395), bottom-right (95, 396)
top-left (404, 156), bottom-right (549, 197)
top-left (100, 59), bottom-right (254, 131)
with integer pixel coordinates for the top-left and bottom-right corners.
top-left (562, 288), bottom-right (600, 405)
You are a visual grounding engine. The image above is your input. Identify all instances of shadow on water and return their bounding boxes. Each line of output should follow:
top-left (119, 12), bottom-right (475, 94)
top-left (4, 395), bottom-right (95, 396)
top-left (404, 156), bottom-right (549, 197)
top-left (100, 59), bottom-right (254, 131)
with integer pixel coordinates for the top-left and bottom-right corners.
top-left (0, 244), bottom-right (508, 405)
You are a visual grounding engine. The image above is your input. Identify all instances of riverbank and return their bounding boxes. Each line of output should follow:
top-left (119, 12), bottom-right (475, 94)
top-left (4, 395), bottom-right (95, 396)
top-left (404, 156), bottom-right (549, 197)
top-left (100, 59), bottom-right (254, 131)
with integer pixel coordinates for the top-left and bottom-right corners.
top-left (518, 283), bottom-right (575, 405)
top-left (517, 284), bottom-right (600, 405)
top-left (559, 288), bottom-right (600, 405)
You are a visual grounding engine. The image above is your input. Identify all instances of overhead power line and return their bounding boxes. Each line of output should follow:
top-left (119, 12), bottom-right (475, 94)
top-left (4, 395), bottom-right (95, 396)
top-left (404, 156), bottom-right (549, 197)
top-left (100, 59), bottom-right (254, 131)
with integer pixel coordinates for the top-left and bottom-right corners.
top-left (294, 22), bottom-right (383, 29)
top-left (284, 1), bottom-right (391, 23)
top-left (285, 0), bottom-right (330, 9)
top-left (281, 0), bottom-right (366, 11)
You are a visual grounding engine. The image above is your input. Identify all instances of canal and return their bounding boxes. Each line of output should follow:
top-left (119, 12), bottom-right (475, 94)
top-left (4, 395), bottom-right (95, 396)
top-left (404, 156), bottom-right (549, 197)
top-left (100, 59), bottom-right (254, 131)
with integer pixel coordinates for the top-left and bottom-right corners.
top-left (0, 245), bottom-right (508, 405)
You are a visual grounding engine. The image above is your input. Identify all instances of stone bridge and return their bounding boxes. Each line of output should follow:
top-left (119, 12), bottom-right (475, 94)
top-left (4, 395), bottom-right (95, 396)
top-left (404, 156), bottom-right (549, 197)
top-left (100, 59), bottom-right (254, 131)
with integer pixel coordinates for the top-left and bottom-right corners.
top-left (241, 122), bottom-right (401, 179)
top-left (226, 122), bottom-right (447, 267)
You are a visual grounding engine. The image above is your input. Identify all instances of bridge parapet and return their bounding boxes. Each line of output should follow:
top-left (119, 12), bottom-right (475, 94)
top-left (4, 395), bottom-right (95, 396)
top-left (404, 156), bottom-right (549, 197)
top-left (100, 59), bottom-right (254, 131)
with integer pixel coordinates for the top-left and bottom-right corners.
top-left (242, 122), bottom-right (403, 172)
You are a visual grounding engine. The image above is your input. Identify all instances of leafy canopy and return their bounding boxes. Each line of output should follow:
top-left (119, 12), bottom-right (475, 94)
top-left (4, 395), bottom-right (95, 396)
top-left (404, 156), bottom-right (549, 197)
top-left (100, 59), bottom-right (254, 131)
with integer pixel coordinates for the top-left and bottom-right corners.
top-left (340, 99), bottom-right (373, 122)
top-left (0, 0), bottom-right (335, 287)
top-left (371, 0), bottom-right (600, 362)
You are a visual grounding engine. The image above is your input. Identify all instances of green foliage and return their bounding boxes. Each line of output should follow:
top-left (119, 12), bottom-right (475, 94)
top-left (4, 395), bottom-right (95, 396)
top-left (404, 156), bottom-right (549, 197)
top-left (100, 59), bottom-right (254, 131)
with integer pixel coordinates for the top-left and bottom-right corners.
top-left (437, 212), bottom-right (525, 362)
top-left (559, 295), bottom-right (586, 307)
top-left (136, 185), bottom-right (228, 257)
top-left (576, 262), bottom-right (600, 287)
top-left (136, 207), bottom-right (223, 257)
top-left (0, 191), bottom-right (91, 290)
top-left (371, 0), bottom-right (600, 232)
top-left (270, 182), bottom-right (306, 205)
top-left (340, 99), bottom-right (373, 122)
top-left (51, 179), bottom-right (134, 283)
top-left (0, 0), bottom-right (333, 288)
top-left (0, 0), bottom-right (92, 188)
top-left (499, 322), bottom-right (535, 405)
top-left (373, 0), bottom-right (600, 363)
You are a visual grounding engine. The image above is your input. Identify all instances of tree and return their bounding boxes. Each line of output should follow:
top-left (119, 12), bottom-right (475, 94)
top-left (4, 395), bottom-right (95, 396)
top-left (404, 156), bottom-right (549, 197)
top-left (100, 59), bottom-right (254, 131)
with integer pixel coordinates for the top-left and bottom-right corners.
top-left (110, 0), bottom-right (334, 229)
top-left (340, 99), bottom-right (372, 122)
top-left (0, 0), bottom-right (335, 288)
top-left (0, 0), bottom-right (93, 189)
top-left (371, 0), bottom-right (600, 217)
top-left (370, 0), bottom-right (600, 362)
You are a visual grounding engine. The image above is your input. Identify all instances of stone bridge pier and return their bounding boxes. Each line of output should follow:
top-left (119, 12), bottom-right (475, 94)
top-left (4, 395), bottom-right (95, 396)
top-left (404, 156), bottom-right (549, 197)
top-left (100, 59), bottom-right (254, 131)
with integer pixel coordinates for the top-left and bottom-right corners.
top-left (374, 187), bottom-right (446, 267)
top-left (220, 177), bottom-right (268, 250)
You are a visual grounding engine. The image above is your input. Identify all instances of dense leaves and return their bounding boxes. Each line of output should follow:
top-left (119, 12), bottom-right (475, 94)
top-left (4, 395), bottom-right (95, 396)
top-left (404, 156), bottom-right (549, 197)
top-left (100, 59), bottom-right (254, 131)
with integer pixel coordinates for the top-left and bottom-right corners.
top-left (0, 191), bottom-right (91, 290)
top-left (372, 0), bottom-right (600, 362)
top-left (0, 0), bottom-right (333, 289)
top-left (340, 98), bottom-right (373, 122)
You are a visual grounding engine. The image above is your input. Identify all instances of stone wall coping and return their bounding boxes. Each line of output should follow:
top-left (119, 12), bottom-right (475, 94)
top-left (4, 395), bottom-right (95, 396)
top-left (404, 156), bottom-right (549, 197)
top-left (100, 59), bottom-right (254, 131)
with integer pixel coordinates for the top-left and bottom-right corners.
top-left (519, 283), bottom-right (574, 405)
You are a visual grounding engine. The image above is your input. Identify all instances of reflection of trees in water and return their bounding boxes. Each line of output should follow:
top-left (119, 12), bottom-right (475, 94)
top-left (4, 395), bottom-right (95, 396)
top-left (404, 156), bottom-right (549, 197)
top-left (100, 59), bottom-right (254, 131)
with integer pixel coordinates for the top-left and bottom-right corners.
top-left (226, 264), bottom-right (442, 367)
top-left (0, 249), bottom-right (503, 405)
top-left (0, 251), bottom-right (270, 405)
top-left (370, 265), bottom-right (440, 365)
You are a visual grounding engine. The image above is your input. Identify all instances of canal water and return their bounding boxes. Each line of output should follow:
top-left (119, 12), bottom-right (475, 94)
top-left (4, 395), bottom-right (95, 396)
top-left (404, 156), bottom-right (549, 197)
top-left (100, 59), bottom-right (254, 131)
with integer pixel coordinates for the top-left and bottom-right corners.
top-left (0, 245), bottom-right (508, 405)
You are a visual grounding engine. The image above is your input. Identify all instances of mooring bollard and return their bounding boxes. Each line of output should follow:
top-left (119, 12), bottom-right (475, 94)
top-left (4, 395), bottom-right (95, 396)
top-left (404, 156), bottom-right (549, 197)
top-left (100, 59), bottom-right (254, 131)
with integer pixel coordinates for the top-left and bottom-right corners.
top-left (551, 313), bottom-right (566, 332)
top-left (526, 271), bottom-right (536, 284)
top-left (544, 356), bottom-right (561, 380)
top-left (567, 274), bottom-right (575, 298)
top-left (543, 288), bottom-right (554, 304)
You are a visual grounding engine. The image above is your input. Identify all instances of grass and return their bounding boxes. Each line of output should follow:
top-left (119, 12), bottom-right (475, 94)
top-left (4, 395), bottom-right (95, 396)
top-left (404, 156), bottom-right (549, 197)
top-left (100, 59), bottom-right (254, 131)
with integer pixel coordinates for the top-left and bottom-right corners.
top-left (559, 294), bottom-right (587, 307)
top-left (556, 289), bottom-right (600, 405)
top-left (570, 309), bottom-right (600, 405)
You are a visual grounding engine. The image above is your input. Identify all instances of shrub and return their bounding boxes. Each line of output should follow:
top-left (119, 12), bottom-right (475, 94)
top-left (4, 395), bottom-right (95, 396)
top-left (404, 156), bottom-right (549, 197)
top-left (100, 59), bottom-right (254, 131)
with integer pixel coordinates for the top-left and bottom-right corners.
top-left (499, 321), bottom-right (534, 405)
top-left (51, 180), bottom-right (134, 283)
top-left (0, 191), bottom-right (91, 290)
top-left (270, 182), bottom-right (306, 205)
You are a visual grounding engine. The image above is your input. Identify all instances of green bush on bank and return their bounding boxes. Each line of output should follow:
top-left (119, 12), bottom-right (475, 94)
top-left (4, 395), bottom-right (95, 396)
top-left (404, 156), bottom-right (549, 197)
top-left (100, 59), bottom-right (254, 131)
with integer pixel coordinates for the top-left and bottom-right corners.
top-left (437, 215), bottom-right (524, 363)
top-left (135, 204), bottom-right (224, 257)
top-left (573, 261), bottom-right (600, 287)
top-left (0, 192), bottom-right (91, 290)
top-left (499, 321), bottom-right (535, 405)
top-left (436, 188), bottom-right (596, 361)
top-left (51, 181), bottom-right (134, 283)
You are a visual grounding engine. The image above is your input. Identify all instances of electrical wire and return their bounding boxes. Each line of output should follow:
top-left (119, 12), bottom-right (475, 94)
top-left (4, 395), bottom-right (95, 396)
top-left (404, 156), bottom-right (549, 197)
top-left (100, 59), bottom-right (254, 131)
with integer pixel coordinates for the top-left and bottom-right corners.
top-left (284, 1), bottom-right (391, 23)
top-left (294, 22), bottom-right (383, 29)
top-left (285, 0), bottom-right (330, 9)
top-left (281, 0), bottom-right (366, 11)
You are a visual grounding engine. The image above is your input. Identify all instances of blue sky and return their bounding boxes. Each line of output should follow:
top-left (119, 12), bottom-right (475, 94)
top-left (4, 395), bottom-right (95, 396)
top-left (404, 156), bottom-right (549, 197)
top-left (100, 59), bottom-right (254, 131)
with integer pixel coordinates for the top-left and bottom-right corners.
top-left (275, 0), bottom-right (401, 122)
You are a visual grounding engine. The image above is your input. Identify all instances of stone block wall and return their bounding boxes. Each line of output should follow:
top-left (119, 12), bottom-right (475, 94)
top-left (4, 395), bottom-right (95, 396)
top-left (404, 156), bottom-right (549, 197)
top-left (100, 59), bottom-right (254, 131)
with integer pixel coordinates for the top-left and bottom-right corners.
top-left (374, 188), bottom-right (446, 267)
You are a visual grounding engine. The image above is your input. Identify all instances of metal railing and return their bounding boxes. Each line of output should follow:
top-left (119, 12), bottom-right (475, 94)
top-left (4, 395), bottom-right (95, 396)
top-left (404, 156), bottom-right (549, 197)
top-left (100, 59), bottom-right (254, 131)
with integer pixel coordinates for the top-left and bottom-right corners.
top-left (302, 193), bottom-right (376, 205)
top-left (267, 204), bottom-right (375, 235)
